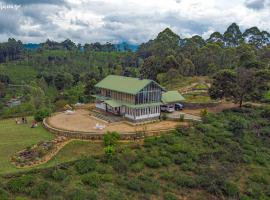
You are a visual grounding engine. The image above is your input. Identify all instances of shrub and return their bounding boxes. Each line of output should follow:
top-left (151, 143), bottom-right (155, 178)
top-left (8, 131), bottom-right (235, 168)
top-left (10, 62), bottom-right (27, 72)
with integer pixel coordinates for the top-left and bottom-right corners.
top-left (112, 157), bottom-right (129, 173)
top-left (179, 114), bottom-right (185, 122)
top-left (66, 188), bottom-right (87, 200)
top-left (173, 174), bottom-right (196, 188)
top-left (34, 108), bottom-right (52, 122)
top-left (159, 156), bottom-right (172, 166)
top-left (175, 125), bottom-right (190, 136)
top-left (103, 131), bottom-right (120, 146)
top-left (106, 188), bottom-right (127, 200)
top-left (6, 175), bottom-right (34, 193)
top-left (200, 109), bottom-right (209, 118)
top-left (144, 137), bottom-right (159, 147)
top-left (228, 116), bottom-right (248, 136)
top-left (104, 145), bottom-right (116, 157)
top-left (164, 192), bottom-right (177, 200)
top-left (30, 181), bottom-right (50, 198)
top-left (75, 157), bottom-right (97, 174)
top-left (126, 178), bottom-right (141, 191)
top-left (261, 106), bottom-right (270, 119)
top-left (0, 188), bottom-right (9, 200)
top-left (52, 169), bottom-right (68, 181)
top-left (81, 172), bottom-right (101, 187)
top-left (161, 113), bottom-right (168, 120)
top-left (144, 157), bottom-right (161, 168)
top-left (222, 181), bottom-right (240, 198)
top-left (130, 162), bottom-right (144, 173)
top-left (15, 197), bottom-right (28, 200)
top-left (141, 178), bottom-right (160, 194)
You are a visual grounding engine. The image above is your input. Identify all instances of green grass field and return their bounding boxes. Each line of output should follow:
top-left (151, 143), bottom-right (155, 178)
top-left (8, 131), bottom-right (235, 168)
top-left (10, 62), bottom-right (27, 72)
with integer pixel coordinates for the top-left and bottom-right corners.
top-left (0, 118), bottom-right (54, 174)
top-left (0, 118), bottom-right (104, 175)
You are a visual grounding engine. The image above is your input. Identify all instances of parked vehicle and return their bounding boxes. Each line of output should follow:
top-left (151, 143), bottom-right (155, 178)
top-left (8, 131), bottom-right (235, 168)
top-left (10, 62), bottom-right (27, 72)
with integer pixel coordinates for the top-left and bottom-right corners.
top-left (175, 103), bottom-right (184, 111)
top-left (161, 104), bottom-right (175, 112)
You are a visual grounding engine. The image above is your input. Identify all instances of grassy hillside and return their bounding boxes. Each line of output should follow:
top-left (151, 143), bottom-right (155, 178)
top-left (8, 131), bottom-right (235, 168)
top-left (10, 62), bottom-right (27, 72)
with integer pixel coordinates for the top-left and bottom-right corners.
top-left (0, 118), bottom-right (115, 175)
top-left (0, 106), bottom-right (269, 200)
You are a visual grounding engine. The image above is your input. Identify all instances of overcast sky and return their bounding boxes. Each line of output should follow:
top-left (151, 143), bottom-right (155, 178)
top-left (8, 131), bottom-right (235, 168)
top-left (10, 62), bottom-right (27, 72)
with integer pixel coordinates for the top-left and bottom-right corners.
top-left (0, 0), bottom-right (269, 44)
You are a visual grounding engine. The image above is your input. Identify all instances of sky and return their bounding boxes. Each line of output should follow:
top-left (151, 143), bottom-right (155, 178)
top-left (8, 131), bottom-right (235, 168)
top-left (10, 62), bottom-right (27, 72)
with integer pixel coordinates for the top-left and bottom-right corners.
top-left (0, 0), bottom-right (269, 44)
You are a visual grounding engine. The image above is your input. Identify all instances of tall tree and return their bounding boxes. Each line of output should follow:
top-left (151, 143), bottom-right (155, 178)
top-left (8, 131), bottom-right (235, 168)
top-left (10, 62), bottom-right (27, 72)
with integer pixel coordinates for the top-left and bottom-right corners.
top-left (209, 68), bottom-right (270, 107)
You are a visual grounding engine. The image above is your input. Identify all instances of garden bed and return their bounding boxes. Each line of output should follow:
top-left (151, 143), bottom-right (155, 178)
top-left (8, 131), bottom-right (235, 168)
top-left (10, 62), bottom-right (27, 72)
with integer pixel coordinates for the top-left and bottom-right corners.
top-left (11, 136), bottom-right (69, 168)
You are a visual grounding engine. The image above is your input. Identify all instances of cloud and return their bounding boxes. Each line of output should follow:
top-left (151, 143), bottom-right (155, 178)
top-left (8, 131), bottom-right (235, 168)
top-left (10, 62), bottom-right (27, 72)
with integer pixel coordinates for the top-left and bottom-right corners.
top-left (245, 0), bottom-right (266, 10)
top-left (0, 0), bottom-right (269, 44)
top-left (2, 0), bottom-right (65, 5)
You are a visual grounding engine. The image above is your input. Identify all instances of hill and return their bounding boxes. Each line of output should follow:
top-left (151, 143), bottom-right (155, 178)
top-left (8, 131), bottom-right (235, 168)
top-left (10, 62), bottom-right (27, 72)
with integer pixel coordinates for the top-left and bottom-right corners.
top-left (0, 106), bottom-right (269, 199)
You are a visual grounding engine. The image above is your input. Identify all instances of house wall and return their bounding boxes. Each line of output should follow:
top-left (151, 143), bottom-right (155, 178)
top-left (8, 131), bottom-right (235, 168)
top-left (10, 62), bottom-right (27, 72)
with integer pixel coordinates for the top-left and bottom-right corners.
top-left (99, 88), bottom-right (135, 104)
top-left (124, 106), bottom-right (160, 121)
top-left (95, 102), bottom-right (106, 110)
top-left (135, 82), bottom-right (162, 104)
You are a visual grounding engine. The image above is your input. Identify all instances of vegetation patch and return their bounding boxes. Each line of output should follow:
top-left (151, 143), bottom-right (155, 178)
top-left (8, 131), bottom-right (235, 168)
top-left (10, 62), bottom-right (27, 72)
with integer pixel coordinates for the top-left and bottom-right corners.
top-left (11, 136), bottom-right (68, 168)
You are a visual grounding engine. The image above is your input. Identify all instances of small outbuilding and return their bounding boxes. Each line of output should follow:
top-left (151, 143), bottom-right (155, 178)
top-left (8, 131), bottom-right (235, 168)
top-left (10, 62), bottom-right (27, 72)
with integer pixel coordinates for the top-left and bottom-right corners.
top-left (161, 91), bottom-right (185, 112)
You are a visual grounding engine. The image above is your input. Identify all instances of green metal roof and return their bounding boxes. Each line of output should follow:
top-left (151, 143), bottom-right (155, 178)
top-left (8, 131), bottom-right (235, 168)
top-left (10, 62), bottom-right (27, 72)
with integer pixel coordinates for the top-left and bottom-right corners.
top-left (125, 102), bottom-right (162, 108)
top-left (161, 91), bottom-right (185, 104)
top-left (104, 99), bottom-right (122, 108)
top-left (95, 75), bottom-right (157, 94)
top-left (104, 99), bottom-right (162, 109)
top-left (91, 95), bottom-right (110, 100)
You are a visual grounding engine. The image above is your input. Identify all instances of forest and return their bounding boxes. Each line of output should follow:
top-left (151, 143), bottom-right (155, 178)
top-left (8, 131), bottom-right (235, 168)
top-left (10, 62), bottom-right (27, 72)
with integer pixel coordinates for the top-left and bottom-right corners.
top-left (0, 22), bottom-right (270, 117)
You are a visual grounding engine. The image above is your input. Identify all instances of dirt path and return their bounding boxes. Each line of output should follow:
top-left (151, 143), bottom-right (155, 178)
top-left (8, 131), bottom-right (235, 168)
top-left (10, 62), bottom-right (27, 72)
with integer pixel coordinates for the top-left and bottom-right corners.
top-left (183, 102), bottom-right (238, 116)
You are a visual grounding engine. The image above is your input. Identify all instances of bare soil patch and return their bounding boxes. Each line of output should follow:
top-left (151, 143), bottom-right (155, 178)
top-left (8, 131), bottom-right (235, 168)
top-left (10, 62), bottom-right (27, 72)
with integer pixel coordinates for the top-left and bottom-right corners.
top-left (47, 109), bottom-right (182, 134)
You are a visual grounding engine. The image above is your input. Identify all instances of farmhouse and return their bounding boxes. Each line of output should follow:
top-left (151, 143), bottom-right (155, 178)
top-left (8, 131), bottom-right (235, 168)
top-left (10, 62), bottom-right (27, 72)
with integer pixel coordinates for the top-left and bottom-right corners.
top-left (93, 75), bottom-right (184, 122)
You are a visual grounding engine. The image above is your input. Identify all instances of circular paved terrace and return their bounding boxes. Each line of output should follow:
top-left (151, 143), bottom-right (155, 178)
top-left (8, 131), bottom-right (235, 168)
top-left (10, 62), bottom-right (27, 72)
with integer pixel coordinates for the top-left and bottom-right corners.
top-left (46, 109), bottom-right (182, 136)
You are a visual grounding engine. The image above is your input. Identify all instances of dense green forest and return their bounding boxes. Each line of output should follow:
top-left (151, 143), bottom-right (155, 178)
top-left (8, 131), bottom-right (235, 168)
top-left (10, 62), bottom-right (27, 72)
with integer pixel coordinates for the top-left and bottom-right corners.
top-left (0, 23), bottom-right (269, 117)
top-left (0, 106), bottom-right (270, 200)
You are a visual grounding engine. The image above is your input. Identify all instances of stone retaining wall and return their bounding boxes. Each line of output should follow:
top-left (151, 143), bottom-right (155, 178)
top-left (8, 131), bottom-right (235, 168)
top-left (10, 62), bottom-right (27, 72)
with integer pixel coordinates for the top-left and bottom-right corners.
top-left (43, 118), bottom-right (174, 140)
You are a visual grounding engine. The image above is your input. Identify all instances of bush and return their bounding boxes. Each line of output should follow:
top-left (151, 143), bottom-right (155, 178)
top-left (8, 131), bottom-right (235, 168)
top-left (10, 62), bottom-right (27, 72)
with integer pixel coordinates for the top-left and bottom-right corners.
top-left (261, 106), bottom-right (270, 119)
top-left (30, 181), bottom-right (50, 198)
top-left (164, 192), bottom-right (177, 200)
top-left (81, 172), bottom-right (101, 187)
top-left (104, 145), bottom-right (116, 157)
top-left (103, 131), bottom-right (120, 146)
top-left (66, 189), bottom-right (86, 200)
top-left (179, 114), bottom-right (185, 122)
top-left (75, 157), bottom-right (97, 174)
top-left (34, 108), bottom-right (52, 122)
top-left (200, 109), bottom-right (209, 118)
top-left (173, 174), bottom-right (196, 188)
top-left (0, 188), bottom-right (9, 200)
top-left (161, 113), bottom-right (168, 120)
top-left (130, 163), bottom-right (144, 172)
top-left (144, 157), bottom-right (161, 168)
top-left (112, 158), bottom-right (129, 173)
top-left (228, 116), bottom-right (248, 136)
top-left (126, 178), bottom-right (141, 191)
top-left (6, 175), bottom-right (34, 193)
top-left (52, 169), bottom-right (68, 181)
top-left (222, 181), bottom-right (240, 198)
top-left (159, 156), bottom-right (172, 166)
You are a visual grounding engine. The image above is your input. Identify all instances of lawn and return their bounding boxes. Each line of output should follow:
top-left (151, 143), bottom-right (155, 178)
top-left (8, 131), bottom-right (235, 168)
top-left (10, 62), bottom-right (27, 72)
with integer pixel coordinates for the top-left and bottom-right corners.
top-left (0, 118), bottom-right (54, 174)
top-left (0, 118), bottom-right (105, 175)
top-left (42, 140), bottom-right (104, 168)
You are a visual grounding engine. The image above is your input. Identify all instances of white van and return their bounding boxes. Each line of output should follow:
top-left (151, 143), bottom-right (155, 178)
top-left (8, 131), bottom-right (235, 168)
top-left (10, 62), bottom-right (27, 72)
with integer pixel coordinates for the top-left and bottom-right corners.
top-left (161, 104), bottom-right (175, 112)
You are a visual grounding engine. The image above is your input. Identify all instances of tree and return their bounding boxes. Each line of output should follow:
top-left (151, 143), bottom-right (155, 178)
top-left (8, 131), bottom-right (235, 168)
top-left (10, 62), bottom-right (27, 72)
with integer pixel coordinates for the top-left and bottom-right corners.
top-left (209, 68), bottom-right (268, 107)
